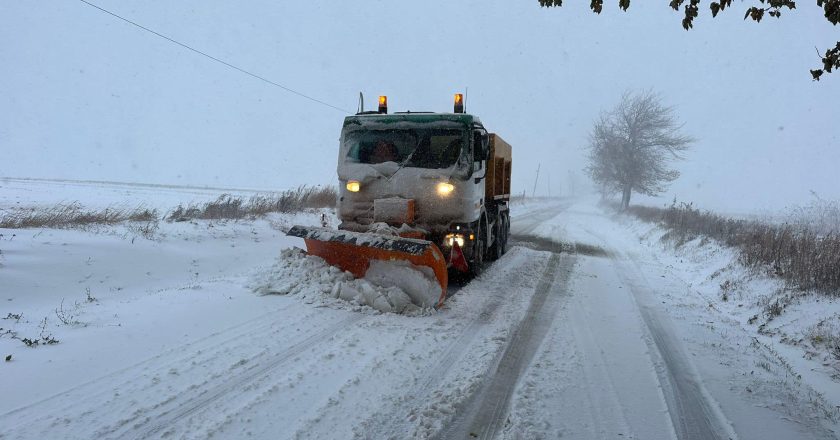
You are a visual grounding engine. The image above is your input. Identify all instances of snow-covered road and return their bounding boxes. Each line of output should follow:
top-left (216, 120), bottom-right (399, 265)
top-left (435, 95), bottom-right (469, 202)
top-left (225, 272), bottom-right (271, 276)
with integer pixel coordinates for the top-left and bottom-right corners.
top-left (503, 201), bottom-right (837, 440)
top-left (1, 181), bottom-right (836, 439)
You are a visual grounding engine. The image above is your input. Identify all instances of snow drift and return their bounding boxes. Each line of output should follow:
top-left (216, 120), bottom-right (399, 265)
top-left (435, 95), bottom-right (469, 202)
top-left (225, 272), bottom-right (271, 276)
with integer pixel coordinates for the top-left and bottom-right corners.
top-left (250, 248), bottom-right (441, 314)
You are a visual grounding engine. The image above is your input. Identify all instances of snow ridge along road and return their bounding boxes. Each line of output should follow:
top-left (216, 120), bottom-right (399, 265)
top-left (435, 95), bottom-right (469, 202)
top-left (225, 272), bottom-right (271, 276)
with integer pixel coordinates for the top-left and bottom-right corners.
top-left (435, 251), bottom-right (576, 440)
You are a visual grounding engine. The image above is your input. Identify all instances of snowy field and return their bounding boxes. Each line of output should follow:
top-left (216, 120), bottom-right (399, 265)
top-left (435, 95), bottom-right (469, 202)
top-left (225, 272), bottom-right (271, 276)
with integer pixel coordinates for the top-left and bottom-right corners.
top-left (1, 180), bottom-right (838, 439)
top-left (0, 177), bottom-right (287, 211)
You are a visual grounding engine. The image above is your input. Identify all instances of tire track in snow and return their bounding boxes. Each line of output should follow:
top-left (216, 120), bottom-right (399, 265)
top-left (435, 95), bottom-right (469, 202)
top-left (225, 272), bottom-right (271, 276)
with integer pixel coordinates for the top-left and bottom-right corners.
top-left (509, 203), bottom-right (570, 237)
top-left (614, 256), bottom-right (738, 440)
top-left (435, 251), bottom-right (576, 440)
top-left (345, 252), bottom-right (540, 440)
top-left (580, 225), bottom-right (739, 440)
top-left (100, 313), bottom-right (365, 440)
top-left (363, 302), bottom-right (502, 437)
top-left (0, 299), bottom-right (298, 429)
top-left (565, 291), bottom-right (639, 438)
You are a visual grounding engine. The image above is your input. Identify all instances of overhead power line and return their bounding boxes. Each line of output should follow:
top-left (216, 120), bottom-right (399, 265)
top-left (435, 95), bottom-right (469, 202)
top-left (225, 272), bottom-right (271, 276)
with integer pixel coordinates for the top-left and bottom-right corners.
top-left (77, 0), bottom-right (351, 114)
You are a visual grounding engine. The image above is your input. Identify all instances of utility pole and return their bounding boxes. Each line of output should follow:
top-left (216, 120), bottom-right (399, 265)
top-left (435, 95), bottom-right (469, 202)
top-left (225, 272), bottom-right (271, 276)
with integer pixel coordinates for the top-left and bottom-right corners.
top-left (568, 170), bottom-right (575, 197)
top-left (547, 174), bottom-right (551, 198)
top-left (532, 164), bottom-right (540, 198)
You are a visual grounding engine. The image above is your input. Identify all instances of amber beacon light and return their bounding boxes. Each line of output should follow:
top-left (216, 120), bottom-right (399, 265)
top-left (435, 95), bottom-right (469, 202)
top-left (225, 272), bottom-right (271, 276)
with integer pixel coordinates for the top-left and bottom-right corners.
top-left (453, 93), bottom-right (464, 113)
top-left (378, 96), bottom-right (388, 114)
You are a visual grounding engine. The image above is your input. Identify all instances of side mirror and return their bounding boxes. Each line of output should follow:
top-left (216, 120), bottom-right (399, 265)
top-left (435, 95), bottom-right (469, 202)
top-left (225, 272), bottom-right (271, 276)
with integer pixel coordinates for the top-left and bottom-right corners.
top-left (472, 131), bottom-right (489, 180)
top-left (473, 132), bottom-right (489, 161)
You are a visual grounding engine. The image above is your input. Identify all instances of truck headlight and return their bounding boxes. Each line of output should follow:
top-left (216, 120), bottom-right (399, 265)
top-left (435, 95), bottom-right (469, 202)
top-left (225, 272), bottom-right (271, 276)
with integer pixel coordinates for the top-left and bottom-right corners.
top-left (436, 182), bottom-right (454, 196)
top-left (346, 180), bottom-right (361, 192)
top-left (445, 233), bottom-right (465, 248)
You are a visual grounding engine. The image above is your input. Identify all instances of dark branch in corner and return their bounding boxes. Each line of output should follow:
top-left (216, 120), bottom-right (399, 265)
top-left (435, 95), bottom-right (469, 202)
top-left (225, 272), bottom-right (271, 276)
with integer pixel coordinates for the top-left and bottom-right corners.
top-left (537, 0), bottom-right (840, 80)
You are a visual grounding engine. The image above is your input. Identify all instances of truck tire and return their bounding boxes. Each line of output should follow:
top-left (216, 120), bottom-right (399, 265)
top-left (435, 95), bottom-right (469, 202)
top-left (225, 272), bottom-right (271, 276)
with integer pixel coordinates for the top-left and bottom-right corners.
top-left (489, 215), bottom-right (503, 261)
top-left (489, 212), bottom-right (509, 260)
top-left (469, 222), bottom-right (486, 277)
top-left (501, 212), bottom-right (509, 255)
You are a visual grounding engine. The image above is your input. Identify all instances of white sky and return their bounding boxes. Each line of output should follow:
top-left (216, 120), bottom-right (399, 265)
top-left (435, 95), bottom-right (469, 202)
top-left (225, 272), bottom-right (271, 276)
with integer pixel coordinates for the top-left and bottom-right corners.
top-left (1, 0), bottom-right (838, 213)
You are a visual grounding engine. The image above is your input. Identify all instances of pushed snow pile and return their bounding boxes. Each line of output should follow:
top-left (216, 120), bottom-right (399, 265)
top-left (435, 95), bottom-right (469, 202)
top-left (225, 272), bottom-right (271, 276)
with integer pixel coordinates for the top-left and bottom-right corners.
top-left (250, 248), bottom-right (441, 314)
top-left (365, 221), bottom-right (427, 238)
top-left (365, 221), bottom-right (401, 236)
top-left (365, 259), bottom-right (442, 307)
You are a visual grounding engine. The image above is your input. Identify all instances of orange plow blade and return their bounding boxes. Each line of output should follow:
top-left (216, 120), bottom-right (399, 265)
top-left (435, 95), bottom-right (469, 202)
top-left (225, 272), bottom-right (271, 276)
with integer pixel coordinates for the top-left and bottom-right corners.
top-left (286, 225), bottom-right (448, 308)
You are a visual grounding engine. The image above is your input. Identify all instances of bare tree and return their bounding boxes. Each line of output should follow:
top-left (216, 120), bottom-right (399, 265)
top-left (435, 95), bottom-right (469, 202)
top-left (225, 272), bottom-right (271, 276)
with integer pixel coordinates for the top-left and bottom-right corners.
top-left (586, 91), bottom-right (694, 210)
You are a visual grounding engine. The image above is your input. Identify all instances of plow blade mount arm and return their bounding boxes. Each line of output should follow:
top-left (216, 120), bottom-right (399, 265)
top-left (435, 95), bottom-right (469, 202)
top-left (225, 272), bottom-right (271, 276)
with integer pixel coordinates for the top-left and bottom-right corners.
top-left (286, 225), bottom-right (448, 307)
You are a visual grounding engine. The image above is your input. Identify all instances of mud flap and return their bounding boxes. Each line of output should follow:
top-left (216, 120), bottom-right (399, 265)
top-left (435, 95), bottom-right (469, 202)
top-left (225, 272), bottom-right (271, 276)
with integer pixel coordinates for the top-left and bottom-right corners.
top-left (449, 241), bottom-right (469, 273)
top-left (286, 225), bottom-right (448, 307)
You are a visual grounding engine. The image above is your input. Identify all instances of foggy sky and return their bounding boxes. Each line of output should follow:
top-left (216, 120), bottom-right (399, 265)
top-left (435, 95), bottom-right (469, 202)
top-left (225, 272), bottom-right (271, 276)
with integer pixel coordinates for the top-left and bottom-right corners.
top-left (1, 0), bottom-right (838, 213)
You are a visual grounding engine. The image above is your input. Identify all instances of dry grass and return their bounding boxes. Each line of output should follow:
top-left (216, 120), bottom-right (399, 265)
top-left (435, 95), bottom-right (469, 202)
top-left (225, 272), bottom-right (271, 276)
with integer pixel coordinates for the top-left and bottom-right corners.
top-left (785, 195), bottom-right (840, 236)
top-left (807, 317), bottom-right (840, 359)
top-left (166, 185), bottom-right (337, 222)
top-left (0, 203), bottom-right (157, 229)
top-left (0, 185), bottom-right (336, 232)
top-left (623, 201), bottom-right (840, 294)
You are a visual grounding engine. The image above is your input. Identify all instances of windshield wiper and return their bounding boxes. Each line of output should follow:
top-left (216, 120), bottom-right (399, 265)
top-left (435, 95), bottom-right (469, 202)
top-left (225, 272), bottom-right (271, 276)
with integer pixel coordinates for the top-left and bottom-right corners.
top-left (386, 137), bottom-right (422, 182)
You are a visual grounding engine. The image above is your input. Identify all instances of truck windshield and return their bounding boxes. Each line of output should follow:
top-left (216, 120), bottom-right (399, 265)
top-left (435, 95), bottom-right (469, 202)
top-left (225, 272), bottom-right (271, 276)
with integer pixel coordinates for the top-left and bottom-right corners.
top-left (344, 128), bottom-right (466, 169)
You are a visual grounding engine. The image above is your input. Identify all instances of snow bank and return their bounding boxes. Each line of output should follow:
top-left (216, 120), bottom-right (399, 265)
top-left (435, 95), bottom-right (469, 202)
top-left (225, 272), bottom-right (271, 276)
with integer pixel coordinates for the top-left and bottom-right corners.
top-left (365, 259), bottom-right (442, 307)
top-left (609, 205), bottom-right (840, 414)
top-left (250, 248), bottom-right (439, 315)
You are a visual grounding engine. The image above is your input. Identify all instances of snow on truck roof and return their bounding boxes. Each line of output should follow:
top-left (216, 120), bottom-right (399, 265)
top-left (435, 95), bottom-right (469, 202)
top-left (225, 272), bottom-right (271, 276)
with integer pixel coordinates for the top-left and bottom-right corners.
top-left (343, 113), bottom-right (482, 130)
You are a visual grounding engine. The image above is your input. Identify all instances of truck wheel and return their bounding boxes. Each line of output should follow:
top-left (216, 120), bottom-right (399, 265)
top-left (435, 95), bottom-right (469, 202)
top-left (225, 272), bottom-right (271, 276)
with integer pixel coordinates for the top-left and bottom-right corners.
top-left (469, 224), bottom-right (486, 277)
top-left (489, 217), bottom-right (503, 261)
top-left (490, 213), bottom-right (510, 260)
top-left (500, 212), bottom-right (509, 255)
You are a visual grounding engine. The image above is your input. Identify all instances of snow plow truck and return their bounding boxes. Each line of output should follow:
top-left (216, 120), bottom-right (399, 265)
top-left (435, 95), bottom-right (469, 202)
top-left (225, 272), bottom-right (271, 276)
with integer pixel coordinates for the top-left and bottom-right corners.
top-left (288, 94), bottom-right (512, 308)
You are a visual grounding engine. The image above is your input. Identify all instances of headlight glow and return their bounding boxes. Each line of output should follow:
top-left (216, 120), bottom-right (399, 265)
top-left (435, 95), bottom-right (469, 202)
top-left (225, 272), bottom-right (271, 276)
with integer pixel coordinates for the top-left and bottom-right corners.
top-left (436, 182), bottom-right (455, 196)
top-left (445, 233), bottom-right (465, 248)
top-left (346, 180), bottom-right (361, 192)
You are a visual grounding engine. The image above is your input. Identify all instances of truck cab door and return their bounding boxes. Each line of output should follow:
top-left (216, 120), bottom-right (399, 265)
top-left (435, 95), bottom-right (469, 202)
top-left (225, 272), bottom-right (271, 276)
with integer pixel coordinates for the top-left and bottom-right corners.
top-left (472, 128), bottom-right (489, 184)
top-left (466, 126), bottom-right (489, 224)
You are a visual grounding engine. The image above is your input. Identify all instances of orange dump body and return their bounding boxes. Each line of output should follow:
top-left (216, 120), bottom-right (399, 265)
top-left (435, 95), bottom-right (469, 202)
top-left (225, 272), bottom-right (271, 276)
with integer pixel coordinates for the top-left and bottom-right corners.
top-left (287, 226), bottom-right (448, 308)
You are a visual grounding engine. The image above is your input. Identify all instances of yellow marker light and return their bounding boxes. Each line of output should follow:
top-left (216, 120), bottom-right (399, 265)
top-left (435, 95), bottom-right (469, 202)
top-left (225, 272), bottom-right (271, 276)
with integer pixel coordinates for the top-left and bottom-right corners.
top-left (378, 95), bottom-right (388, 114)
top-left (445, 233), bottom-right (465, 248)
top-left (469, 233), bottom-right (475, 240)
top-left (346, 180), bottom-right (361, 192)
top-left (454, 93), bottom-right (464, 113)
top-left (436, 182), bottom-right (455, 196)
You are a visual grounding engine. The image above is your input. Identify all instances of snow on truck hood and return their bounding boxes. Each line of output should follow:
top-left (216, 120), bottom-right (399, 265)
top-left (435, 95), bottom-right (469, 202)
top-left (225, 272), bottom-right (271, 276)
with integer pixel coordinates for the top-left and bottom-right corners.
top-left (337, 160), bottom-right (457, 182)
